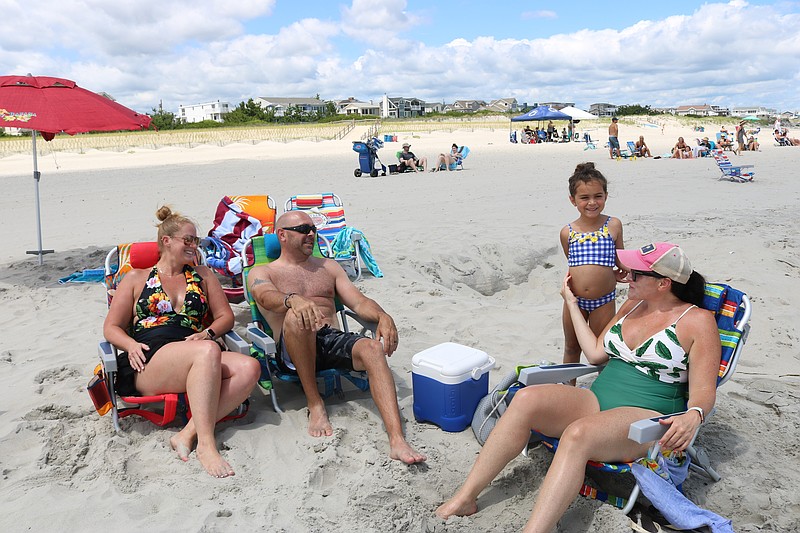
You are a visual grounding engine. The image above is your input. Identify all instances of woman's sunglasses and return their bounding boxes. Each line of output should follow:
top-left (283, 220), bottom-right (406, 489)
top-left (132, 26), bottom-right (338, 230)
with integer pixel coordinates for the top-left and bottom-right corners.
top-left (281, 224), bottom-right (318, 235)
top-left (179, 235), bottom-right (201, 246)
top-left (630, 270), bottom-right (664, 281)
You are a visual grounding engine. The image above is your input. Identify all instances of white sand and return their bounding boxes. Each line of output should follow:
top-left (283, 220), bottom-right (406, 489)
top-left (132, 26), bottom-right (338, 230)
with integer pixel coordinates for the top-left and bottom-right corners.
top-left (0, 120), bottom-right (798, 532)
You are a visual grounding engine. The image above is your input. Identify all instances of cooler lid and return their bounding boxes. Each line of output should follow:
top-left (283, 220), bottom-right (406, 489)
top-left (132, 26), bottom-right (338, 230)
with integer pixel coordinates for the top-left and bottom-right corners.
top-left (412, 342), bottom-right (493, 378)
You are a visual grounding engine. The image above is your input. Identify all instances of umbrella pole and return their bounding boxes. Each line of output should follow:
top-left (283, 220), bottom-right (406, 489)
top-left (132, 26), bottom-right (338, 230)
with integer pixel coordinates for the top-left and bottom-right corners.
top-left (26, 130), bottom-right (54, 265)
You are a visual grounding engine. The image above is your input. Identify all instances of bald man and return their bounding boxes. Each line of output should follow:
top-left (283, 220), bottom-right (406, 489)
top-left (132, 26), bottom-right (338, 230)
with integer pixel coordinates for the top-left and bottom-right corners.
top-left (248, 211), bottom-right (425, 464)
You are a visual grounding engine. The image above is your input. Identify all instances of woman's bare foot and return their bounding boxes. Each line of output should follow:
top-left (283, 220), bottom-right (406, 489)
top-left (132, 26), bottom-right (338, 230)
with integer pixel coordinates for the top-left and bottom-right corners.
top-left (435, 496), bottom-right (478, 519)
top-left (195, 442), bottom-right (234, 478)
top-left (169, 433), bottom-right (195, 462)
top-left (389, 438), bottom-right (427, 464)
top-left (307, 404), bottom-right (333, 437)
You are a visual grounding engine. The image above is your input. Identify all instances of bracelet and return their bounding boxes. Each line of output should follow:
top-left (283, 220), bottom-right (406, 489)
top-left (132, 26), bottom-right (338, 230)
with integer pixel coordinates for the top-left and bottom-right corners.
top-left (284, 293), bottom-right (296, 309)
top-left (687, 406), bottom-right (704, 423)
top-left (206, 328), bottom-right (216, 340)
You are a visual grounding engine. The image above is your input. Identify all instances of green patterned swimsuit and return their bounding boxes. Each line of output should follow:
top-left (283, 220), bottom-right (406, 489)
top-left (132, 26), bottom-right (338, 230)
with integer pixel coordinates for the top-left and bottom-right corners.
top-left (590, 302), bottom-right (696, 414)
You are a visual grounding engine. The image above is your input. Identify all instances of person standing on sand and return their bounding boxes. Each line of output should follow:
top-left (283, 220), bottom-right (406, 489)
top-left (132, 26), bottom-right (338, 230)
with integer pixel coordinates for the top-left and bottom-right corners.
top-left (608, 117), bottom-right (621, 159)
top-left (247, 211), bottom-right (426, 465)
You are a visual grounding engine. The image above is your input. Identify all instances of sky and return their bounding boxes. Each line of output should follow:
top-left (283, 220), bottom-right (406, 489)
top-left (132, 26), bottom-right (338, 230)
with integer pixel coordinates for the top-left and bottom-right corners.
top-left (2, 0), bottom-right (799, 114)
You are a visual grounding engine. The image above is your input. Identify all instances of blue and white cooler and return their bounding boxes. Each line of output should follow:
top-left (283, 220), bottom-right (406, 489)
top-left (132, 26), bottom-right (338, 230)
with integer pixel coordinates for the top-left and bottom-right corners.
top-left (412, 342), bottom-right (495, 432)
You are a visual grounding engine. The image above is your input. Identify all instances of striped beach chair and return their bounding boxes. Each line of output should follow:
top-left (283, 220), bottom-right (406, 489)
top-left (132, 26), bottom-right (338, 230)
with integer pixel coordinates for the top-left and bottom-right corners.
top-left (711, 150), bottom-right (754, 182)
top-left (284, 193), bottom-right (362, 280)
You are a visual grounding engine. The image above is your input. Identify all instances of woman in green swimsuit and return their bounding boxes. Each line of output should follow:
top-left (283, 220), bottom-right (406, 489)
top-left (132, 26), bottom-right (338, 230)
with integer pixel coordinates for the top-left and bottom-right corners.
top-left (437, 242), bottom-right (722, 532)
top-left (104, 206), bottom-right (260, 478)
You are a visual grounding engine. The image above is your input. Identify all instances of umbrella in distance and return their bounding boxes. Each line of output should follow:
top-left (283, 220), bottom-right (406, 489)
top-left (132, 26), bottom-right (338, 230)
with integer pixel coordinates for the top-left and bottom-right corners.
top-left (0, 75), bottom-right (152, 264)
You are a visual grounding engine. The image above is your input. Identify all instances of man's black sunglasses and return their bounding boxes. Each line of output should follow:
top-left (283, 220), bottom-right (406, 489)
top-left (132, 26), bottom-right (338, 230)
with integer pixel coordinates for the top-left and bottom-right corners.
top-left (631, 270), bottom-right (664, 281)
top-left (281, 223), bottom-right (317, 235)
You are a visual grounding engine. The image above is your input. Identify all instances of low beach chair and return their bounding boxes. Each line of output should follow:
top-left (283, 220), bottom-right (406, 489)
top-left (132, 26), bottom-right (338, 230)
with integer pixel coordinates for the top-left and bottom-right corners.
top-left (284, 193), bottom-right (363, 280)
top-left (91, 242), bottom-right (249, 432)
top-left (240, 234), bottom-right (374, 413)
top-left (201, 195), bottom-right (276, 303)
top-left (711, 150), bottom-right (755, 182)
top-left (583, 133), bottom-right (597, 150)
top-left (454, 146), bottom-right (470, 170)
top-left (514, 283), bottom-right (751, 514)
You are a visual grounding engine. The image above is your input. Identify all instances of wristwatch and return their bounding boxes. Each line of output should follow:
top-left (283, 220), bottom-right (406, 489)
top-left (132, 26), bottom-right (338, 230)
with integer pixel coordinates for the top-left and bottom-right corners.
top-left (206, 328), bottom-right (216, 340)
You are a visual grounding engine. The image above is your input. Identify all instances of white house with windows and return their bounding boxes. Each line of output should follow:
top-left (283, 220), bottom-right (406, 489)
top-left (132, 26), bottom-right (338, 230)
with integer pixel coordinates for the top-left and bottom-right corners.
top-left (381, 96), bottom-right (425, 118)
top-left (730, 106), bottom-right (777, 118)
top-left (254, 97), bottom-right (327, 118)
top-left (178, 101), bottom-right (231, 123)
top-left (589, 103), bottom-right (618, 117)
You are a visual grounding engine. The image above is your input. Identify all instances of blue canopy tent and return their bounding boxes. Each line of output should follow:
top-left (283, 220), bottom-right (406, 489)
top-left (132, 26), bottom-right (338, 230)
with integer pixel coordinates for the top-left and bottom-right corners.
top-left (510, 106), bottom-right (572, 143)
top-left (511, 106), bottom-right (572, 122)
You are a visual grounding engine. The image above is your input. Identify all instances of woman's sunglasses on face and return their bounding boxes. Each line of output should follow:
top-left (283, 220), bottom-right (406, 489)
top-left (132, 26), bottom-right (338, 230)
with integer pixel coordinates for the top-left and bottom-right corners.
top-left (179, 235), bottom-right (201, 246)
top-left (630, 270), bottom-right (664, 281)
top-left (281, 224), bottom-right (318, 235)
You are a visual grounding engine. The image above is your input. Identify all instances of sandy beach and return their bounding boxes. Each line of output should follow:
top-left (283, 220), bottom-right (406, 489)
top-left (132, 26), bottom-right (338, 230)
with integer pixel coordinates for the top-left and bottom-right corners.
top-left (0, 119), bottom-right (798, 532)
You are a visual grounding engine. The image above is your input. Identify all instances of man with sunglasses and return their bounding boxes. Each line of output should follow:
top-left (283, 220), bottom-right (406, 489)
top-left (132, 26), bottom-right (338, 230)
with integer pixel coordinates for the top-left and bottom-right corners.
top-left (248, 212), bottom-right (426, 465)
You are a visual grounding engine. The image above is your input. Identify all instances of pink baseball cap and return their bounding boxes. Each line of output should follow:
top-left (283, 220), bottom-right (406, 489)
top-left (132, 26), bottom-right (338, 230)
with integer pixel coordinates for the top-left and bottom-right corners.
top-left (617, 243), bottom-right (693, 284)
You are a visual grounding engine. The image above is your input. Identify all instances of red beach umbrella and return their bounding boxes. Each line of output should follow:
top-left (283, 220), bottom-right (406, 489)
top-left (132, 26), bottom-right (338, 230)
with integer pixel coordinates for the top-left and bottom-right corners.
top-left (0, 74), bottom-right (152, 264)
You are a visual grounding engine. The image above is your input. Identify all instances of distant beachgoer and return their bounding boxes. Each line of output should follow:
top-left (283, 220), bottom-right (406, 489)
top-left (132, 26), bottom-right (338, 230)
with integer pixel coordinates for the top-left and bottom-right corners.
top-left (634, 135), bottom-right (651, 157)
top-left (608, 117), bottom-right (621, 158)
top-left (397, 143), bottom-right (427, 172)
top-left (672, 137), bottom-right (692, 159)
top-left (431, 143), bottom-right (462, 171)
top-left (736, 121), bottom-right (747, 155)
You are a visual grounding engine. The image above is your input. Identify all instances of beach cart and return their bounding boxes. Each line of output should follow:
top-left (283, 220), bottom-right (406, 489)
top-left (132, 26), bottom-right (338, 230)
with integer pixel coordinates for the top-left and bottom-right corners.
top-left (352, 137), bottom-right (387, 177)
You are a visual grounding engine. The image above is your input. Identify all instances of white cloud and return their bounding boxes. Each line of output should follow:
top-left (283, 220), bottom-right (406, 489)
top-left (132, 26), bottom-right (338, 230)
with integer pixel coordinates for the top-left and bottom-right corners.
top-left (1, 0), bottom-right (798, 112)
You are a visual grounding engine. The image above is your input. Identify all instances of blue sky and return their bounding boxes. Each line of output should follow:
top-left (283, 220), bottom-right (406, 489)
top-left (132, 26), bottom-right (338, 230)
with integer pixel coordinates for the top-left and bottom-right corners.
top-left (2, 0), bottom-right (799, 113)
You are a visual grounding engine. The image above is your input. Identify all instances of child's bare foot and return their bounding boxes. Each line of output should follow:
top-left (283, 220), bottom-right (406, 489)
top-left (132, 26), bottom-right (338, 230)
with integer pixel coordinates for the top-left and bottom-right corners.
top-left (435, 496), bottom-right (478, 519)
top-left (195, 442), bottom-right (234, 478)
top-left (169, 433), bottom-right (195, 462)
top-left (307, 404), bottom-right (333, 437)
top-left (389, 438), bottom-right (427, 464)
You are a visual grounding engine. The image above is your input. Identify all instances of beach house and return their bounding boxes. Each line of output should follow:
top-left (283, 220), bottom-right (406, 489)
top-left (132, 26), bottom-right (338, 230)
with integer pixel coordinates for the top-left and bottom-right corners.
top-left (178, 101), bottom-right (231, 123)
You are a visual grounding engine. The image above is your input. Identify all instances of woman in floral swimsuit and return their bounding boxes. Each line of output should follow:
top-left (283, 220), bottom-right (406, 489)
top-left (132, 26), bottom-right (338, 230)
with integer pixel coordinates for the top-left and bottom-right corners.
top-left (437, 243), bottom-right (721, 532)
top-left (104, 206), bottom-right (260, 478)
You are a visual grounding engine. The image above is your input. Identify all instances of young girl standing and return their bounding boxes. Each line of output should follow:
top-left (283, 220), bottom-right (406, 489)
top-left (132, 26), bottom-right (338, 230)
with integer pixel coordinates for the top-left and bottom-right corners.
top-left (559, 162), bottom-right (626, 370)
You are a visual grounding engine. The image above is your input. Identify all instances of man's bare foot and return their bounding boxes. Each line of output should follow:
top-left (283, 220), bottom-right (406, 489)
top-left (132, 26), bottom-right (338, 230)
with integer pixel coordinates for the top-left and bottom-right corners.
top-left (195, 442), bottom-right (234, 478)
top-left (307, 404), bottom-right (333, 437)
top-left (169, 433), bottom-right (195, 462)
top-left (389, 438), bottom-right (427, 464)
top-left (435, 496), bottom-right (478, 519)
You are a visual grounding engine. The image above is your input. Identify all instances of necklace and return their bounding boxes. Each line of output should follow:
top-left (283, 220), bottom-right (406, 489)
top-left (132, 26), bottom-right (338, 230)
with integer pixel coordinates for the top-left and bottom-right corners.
top-left (157, 266), bottom-right (182, 277)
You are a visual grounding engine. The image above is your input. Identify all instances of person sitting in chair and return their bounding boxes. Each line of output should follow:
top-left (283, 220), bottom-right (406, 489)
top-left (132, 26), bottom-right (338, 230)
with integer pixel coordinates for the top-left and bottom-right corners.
top-left (671, 137), bottom-right (693, 159)
top-left (247, 211), bottom-right (427, 465)
top-left (634, 135), bottom-right (652, 157)
top-left (397, 143), bottom-right (426, 172)
top-left (717, 134), bottom-right (733, 151)
top-left (747, 135), bottom-right (760, 151)
top-left (103, 205), bottom-right (261, 478)
top-left (436, 243), bottom-right (720, 532)
top-left (431, 143), bottom-right (462, 172)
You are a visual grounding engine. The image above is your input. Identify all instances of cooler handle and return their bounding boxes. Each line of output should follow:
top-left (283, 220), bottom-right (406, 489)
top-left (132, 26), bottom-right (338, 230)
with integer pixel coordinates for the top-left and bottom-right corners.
top-left (471, 356), bottom-right (496, 380)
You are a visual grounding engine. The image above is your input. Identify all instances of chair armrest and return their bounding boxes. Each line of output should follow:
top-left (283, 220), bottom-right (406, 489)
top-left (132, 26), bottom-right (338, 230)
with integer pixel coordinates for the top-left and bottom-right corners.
top-left (627, 413), bottom-right (677, 444)
top-left (98, 341), bottom-right (117, 372)
top-left (246, 324), bottom-right (277, 354)
top-left (518, 363), bottom-right (604, 386)
top-left (341, 309), bottom-right (377, 336)
top-left (222, 330), bottom-right (249, 354)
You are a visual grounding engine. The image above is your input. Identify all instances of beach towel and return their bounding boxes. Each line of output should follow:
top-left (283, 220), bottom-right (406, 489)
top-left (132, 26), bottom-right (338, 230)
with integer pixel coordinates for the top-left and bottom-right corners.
top-left (331, 226), bottom-right (383, 278)
top-left (209, 196), bottom-right (263, 256)
top-left (58, 268), bottom-right (105, 284)
top-left (631, 457), bottom-right (734, 533)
